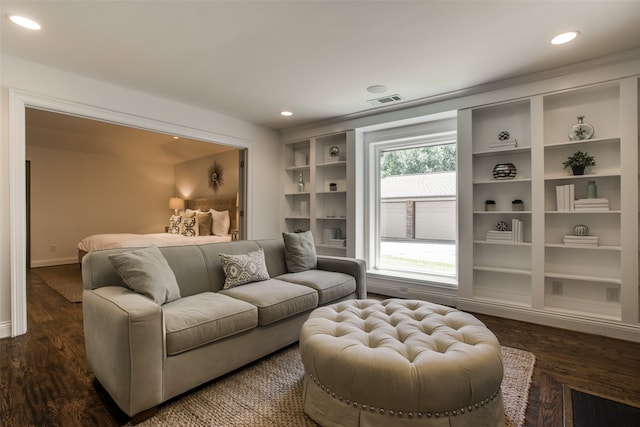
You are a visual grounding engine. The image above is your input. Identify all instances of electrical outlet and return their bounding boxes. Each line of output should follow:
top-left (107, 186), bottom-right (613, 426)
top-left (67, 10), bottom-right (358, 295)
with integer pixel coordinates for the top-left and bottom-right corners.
top-left (551, 281), bottom-right (563, 295)
top-left (50, 244), bottom-right (56, 252)
top-left (606, 287), bottom-right (620, 302)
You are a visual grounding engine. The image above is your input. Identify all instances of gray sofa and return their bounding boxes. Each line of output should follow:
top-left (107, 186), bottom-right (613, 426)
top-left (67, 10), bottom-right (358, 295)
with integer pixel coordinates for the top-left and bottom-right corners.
top-left (82, 238), bottom-right (366, 421)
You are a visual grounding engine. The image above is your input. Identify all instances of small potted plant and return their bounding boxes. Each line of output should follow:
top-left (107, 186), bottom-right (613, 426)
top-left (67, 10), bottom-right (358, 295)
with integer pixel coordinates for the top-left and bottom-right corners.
top-left (562, 150), bottom-right (595, 175)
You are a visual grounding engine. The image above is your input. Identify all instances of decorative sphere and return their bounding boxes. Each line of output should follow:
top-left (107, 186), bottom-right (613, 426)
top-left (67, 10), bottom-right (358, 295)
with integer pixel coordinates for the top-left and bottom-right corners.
top-left (498, 131), bottom-right (510, 141)
top-left (492, 163), bottom-right (517, 180)
top-left (573, 224), bottom-right (590, 236)
top-left (496, 221), bottom-right (509, 231)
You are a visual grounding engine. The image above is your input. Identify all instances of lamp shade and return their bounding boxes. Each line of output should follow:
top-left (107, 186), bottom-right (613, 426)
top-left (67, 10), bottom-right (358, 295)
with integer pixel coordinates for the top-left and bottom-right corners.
top-left (169, 197), bottom-right (185, 211)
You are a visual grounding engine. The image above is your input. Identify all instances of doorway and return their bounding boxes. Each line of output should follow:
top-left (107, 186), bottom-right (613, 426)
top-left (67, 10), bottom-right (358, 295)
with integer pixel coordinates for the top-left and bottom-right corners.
top-left (10, 90), bottom-right (251, 336)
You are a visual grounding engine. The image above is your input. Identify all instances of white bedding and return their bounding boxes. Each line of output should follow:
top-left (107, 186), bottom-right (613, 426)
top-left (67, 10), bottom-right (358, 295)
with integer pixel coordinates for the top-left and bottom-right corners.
top-left (78, 232), bottom-right (232, 253)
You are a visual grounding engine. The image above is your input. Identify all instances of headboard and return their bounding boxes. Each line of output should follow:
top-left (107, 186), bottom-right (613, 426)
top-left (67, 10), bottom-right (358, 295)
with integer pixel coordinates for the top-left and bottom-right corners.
top-left (186, 196), bottom-right (238, 231)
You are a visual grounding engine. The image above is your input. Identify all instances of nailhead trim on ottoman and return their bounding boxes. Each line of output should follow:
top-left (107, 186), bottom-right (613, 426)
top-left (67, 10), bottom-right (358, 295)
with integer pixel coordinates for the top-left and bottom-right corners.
top-left (299, 299), bottom-right (506, 426)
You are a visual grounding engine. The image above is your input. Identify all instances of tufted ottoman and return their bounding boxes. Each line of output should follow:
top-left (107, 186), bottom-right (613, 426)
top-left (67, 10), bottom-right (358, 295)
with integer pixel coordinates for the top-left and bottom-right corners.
top-left (299, 299), bottom-right (505, 427)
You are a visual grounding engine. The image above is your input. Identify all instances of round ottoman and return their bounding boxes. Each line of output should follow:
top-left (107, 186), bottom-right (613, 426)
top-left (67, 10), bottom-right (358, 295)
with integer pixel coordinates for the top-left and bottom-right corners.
top-left (299, 299), bottom-right (505, 427)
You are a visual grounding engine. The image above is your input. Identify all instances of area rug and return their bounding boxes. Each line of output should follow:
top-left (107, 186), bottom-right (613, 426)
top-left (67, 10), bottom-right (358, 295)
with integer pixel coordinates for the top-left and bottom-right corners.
top-left (563, 384), bottom-right (640, 427)
top-left (137, 345), bottom-right (535, 427)
top-left (31, 264), bottom-right (83, 303)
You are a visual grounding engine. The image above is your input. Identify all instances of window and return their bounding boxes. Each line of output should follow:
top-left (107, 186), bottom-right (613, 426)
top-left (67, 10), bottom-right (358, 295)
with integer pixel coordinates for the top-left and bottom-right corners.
top-left (364, 114), bottom-right (457, 286)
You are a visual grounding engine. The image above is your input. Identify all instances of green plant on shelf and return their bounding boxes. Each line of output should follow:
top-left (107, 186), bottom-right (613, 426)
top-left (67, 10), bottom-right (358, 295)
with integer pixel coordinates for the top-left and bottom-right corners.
top-left (562, 150), bottom-right (595, 175)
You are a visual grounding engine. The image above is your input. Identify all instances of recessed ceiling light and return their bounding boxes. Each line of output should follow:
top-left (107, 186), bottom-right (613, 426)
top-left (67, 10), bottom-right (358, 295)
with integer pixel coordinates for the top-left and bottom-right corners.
top-left (6, 14), bottom-right (41, 30)
top-left (280, 111), bottom-right (293, 117)
top-left (551, 31), bottom-right (579, 45)
top-left (367, 85), bottom-right (387, 94)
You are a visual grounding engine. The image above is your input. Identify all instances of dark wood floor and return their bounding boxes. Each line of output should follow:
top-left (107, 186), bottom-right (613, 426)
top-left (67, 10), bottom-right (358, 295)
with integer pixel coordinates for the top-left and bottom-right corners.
top-left (1, 271), bottom-right (639, 426)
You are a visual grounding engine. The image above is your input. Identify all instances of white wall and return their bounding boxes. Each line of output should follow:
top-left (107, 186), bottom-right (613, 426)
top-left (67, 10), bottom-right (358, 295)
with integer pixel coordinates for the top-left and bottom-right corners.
top-left (1, 54), bottom-right (282, 337)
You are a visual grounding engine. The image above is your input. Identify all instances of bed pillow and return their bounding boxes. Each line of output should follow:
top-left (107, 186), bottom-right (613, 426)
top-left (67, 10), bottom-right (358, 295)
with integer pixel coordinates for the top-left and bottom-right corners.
top-left (196, 212), bottom-right (213, 236)
top-left (168, 215), bottom-right (182, 234)
top-left (108, 245), bottom-right (181, 305)
top-left (209, 209), bottom-right (231, 236)
top-left (282, 231), bottom-right (317, 272)
top-left (219, 248), bottom-right (270, 289)
top-left (180, 215), bottom-right (197, 237)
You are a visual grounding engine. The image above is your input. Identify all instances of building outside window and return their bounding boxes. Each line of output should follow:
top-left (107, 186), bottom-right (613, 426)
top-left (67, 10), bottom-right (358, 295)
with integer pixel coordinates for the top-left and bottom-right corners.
top-left (363, 113), bottom-right (458, 287)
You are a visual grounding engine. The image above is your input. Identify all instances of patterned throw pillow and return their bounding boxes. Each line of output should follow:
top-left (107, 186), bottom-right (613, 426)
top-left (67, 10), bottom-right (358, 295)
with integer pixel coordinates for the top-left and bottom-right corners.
top-left (180, 215), bottom-right (197, 237)
top-left (168, 215), bottom-right (182, 234)
top-left (219, 249), bottom-right (270, 289)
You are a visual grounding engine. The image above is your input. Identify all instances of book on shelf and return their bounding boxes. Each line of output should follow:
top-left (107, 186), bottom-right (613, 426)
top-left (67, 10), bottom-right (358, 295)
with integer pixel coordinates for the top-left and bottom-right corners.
top-left (555, 184), bottom-right (575, 211)
top-left (573, 198), bottom-right (609, 211)
top-left (489, 140), bottom-right (518, 150)
top-left (485, 220), bottom-right (523, 243)
top-left (563, 235), bottom-right (598, 247)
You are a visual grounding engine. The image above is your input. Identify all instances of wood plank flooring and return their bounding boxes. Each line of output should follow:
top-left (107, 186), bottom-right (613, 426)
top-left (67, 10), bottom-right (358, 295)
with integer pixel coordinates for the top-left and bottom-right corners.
top-left (1, 272), bottom-right (639, 426)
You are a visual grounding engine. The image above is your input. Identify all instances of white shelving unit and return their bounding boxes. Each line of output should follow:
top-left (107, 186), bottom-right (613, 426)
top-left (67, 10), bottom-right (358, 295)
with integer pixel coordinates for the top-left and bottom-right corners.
top-left (459, 77), bottom-right (639, 339)
top-left (283, 132), bottom-right (354, 256)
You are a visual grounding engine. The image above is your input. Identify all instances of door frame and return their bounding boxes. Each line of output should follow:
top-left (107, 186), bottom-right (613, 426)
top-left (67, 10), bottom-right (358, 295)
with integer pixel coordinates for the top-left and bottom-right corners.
top-left (9, 89), bottom-right (251, 336)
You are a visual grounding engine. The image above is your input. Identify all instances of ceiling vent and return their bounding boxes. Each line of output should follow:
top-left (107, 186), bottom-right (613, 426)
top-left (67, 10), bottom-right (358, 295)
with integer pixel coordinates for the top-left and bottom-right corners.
top-left (368, 94), bottom-right (404, 106)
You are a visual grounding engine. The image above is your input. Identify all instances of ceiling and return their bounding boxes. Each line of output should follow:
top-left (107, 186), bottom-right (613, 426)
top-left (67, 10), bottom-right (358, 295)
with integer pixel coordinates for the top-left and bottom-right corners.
top-left (3, 1), bottom-right (640, 132)
top-left (25, 108), bottom-right (234, 164)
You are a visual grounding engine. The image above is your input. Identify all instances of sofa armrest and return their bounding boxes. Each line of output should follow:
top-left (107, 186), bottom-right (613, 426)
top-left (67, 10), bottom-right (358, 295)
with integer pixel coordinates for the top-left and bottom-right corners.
top-left (316, 256), bottom-right (367, 299)
top-left (83, 286), bottom-right (164, 417)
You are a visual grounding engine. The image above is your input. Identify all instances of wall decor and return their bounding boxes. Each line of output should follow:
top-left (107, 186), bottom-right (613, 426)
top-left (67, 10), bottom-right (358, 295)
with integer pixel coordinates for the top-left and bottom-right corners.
top-left (492, 162), bottom-right (517, 179)
top-left (568, 115), bottom-right (594, 141)
top-left (207, 161), bottom-right (224, 193)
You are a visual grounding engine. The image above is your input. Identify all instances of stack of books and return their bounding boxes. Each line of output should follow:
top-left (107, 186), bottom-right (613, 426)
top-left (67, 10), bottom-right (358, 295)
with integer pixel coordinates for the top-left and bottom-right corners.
top-left (563, 235), bottom-right (598, 247)
top-left (574, 198), bottom-right (609, 212)
top-left (489, 139), bottom-right (518, 150)
top-left (555, 184), bottom-right (575, 211)
top-left (486, 219), bottom-right (524, 243)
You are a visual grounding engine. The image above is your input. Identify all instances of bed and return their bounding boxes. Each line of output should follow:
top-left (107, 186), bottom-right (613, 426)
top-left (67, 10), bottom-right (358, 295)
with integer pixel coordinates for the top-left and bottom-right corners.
top-left (77, 196), bottom-right (238, 262)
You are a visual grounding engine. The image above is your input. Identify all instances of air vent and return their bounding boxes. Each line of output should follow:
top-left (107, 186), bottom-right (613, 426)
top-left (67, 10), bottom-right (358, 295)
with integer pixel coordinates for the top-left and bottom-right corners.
top-left (368, 94), bottom-right (404, 106)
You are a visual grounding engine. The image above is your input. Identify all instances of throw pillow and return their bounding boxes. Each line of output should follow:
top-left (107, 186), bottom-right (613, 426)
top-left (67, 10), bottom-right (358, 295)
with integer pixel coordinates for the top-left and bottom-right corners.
top-left (168, 215), bottom-right (182, 234)
top-left (219, 249), bottom-right (270, 289)
top-left (180, 215), bottom-right (197, 237)
top-left (282, 231), bottom-right (317, 272)
top-left (209, 209), bottom-right (231, 236)
top-left (196, 212), bottom-right (213, 236)
top-left (108, 245), bottom-right (181, 305)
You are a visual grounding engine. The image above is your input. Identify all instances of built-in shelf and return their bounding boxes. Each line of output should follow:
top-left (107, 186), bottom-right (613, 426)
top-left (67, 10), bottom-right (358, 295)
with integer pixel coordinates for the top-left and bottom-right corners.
top-left (283, 132), bottom-right (352, 256)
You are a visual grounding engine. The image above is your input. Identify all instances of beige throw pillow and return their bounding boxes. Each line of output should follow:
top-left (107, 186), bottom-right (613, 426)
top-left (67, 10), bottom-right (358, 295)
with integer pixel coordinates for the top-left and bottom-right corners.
top-left (282, 231), bottom-right (317, 272)
top-left (108, 246), bottom-right (181, 305)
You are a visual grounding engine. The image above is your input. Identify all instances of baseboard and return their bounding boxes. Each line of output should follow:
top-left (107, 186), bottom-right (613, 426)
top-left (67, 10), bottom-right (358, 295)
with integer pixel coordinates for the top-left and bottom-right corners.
top-left (30, 257), bottom-right (77, 268)
top-left (458, 298), bottom-right (640, 343)
top-left (0, 320), bottom-right (12, 339)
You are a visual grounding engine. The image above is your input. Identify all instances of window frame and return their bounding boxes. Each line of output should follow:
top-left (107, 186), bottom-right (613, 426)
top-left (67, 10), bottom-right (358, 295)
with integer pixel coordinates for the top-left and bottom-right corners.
top-left (364, 115), bottom-right (458, 288)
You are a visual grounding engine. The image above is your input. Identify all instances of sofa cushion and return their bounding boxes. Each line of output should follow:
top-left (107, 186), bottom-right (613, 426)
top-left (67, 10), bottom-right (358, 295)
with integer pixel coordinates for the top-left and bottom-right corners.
top-left (162, 292), bottom-right (258, 356)
top-left (219, 248), bottom-right (270, 289)
top-left (277, 270), bottom-right (357, 304)
top-left (282, 231), bottom-right (317, 272)
top-left (220, 278), bottom-right (318, 325)
top-left (108, 245), bottom-right (181, 305)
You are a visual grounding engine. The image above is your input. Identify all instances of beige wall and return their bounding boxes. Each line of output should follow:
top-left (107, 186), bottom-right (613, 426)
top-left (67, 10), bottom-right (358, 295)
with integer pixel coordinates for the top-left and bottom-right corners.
top-left (27, 145), bottom-right (241, 267)
top-left (27, 146), bottom-right (175, 266)
top-left (175, 149), bottom-right (239, 200)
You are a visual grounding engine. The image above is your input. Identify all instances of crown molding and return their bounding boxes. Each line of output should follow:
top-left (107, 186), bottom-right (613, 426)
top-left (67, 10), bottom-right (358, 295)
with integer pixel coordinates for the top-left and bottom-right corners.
top-left (281, 48), bottom-right (640, 137)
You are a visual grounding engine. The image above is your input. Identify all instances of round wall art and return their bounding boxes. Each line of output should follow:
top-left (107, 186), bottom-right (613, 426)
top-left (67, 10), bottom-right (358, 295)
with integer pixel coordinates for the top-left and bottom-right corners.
top-left (208, 161), bottom-right (224, 193)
